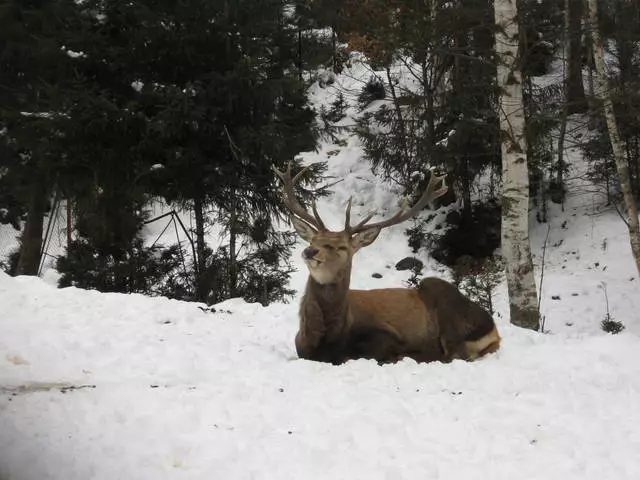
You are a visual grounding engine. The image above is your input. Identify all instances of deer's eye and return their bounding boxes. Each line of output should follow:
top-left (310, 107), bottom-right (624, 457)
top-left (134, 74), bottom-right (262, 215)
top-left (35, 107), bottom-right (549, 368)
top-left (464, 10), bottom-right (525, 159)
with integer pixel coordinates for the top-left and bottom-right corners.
top-left (324, 244), bottom-right (334, 250)
top-left (338, 246), bottom-right (348, 251)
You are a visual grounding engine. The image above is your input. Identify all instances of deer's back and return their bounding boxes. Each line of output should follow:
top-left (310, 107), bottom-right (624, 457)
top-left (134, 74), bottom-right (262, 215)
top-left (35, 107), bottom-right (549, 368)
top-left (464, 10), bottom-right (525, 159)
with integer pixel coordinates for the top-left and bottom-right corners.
top-left (347, 288), bottom-right (438, 343)
top-left (417, 277), bottom-right (496, 340)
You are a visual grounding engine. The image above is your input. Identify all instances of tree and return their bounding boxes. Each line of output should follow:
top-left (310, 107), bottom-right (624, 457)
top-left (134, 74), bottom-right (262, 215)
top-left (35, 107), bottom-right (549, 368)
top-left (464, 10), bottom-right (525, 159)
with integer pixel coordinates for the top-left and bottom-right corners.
top-left (47, 0), bottom-right (173, 294)
top-left (444, 0), bottom-right (499, 218)
top-left (304, 0), bottom-right (504, 266)
top-left (43, 0), bottom-right (321, 305)
top-left (344, 0), bottom-right (499, 198)
top-left (149, 0), bottom-right (318, 305)
top-left (586, 0), bottom-right (640, 277)
top-left (0, 0), bottom-right (79, 275)
top-left (495, 0), bottom-right (540, 330)
top-left (566, 0), bottom-right (587, 113)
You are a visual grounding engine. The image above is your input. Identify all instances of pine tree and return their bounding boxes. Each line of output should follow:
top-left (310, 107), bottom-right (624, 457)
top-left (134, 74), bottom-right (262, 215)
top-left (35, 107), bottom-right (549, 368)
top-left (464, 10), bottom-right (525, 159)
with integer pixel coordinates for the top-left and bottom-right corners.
top-left (0, 0), bottom-right (79, 275)
top-left (61, 0), bottom-right (320, 304)
top-left (53, 0), bottom-right (184, 293)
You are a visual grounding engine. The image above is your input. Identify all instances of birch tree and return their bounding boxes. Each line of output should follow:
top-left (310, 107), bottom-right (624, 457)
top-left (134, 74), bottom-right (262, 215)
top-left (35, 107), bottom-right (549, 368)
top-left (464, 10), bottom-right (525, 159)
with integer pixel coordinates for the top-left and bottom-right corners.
top-left (495, 0), bottom-right (540, 330)
top-left (587, 0), bottom-right (640, 277)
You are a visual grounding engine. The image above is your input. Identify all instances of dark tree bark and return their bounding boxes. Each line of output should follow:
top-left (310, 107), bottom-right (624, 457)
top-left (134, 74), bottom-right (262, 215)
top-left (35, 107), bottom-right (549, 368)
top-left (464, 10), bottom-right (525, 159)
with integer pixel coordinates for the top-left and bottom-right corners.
top-left (193, 195), bottom-right (208, 303)
top-left (16, 182), bottom-right (48, 276)
top-left (614, 0), bottom-right (637, 89)
top-left (566, 0), bottom-right (587, 114)
top-left (385, 66), bottom-right (411, 184)
top-left (228, 193), bottom-right (238, 299)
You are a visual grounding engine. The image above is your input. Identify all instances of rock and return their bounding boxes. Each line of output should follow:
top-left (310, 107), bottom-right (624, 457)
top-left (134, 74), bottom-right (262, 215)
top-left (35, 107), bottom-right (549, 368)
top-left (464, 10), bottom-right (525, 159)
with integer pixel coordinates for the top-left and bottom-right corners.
top-left (371, 273), bottom-right (383, 279)
top-left (395, 257), bottom-right (424, 271)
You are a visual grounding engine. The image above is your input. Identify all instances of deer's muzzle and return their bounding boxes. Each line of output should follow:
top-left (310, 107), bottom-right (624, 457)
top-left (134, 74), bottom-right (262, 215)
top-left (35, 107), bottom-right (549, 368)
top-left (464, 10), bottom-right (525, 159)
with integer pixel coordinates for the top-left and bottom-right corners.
top-left (303, 247), bottom-right (319, 260)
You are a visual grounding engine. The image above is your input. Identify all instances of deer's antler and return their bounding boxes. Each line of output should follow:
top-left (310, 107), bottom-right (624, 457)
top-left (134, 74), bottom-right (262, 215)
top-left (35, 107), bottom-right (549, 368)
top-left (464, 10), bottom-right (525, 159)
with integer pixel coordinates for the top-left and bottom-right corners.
top-left (347, 170), bottom-right (448, 235)
top-left (272, 162), bottom-right (327, 231)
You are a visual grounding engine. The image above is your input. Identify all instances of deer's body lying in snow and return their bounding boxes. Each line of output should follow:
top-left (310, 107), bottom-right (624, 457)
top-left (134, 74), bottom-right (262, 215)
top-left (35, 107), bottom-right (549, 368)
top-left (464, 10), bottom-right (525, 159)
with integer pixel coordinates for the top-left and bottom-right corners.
top-left (273, 164), bottom-right (500, 365)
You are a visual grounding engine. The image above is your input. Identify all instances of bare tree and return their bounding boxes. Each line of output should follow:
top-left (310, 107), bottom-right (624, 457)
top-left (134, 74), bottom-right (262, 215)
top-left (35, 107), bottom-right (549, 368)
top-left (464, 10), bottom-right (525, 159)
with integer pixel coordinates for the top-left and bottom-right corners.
top-left (495, 0), bottom-right (540, 330)
top-left (587, 0), bottom-right (640, 277)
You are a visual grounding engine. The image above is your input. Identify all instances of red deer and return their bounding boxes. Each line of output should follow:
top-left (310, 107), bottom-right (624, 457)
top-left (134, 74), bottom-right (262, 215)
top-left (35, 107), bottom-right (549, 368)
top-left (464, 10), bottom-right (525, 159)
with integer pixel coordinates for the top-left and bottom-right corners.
top-left (273, 163), bottom-right (501, 365)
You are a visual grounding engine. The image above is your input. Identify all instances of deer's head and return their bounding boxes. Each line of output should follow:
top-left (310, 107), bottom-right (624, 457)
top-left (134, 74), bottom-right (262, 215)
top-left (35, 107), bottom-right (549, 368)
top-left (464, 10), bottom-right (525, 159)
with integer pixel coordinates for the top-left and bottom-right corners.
top-left (273, 163), bottom-right (448, 285)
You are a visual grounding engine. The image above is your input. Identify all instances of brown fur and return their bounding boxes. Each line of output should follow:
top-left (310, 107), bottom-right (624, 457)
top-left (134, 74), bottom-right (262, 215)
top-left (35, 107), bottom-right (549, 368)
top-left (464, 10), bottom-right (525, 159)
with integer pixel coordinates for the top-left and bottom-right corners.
top-left (295, 260), bottom-right (353, 364)
top-left (416, 277), bottom-right (500, 362)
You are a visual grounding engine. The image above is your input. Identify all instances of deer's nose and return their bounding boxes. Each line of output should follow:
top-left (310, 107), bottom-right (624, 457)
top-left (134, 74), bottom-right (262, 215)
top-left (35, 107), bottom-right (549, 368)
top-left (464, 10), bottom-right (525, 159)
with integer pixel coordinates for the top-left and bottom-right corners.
top-left (303, 247), bottom-right (319, 259)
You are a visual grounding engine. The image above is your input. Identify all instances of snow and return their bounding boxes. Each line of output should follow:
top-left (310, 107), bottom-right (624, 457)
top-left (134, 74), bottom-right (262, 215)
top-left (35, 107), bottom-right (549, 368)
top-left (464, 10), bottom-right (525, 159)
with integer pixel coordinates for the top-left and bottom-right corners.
top-left (2, 52), bottom-right (640, 480)
top-left (529, 124), bottom-right (640, 336)
top-left (131, 80), bottom-right (144, 92)
top-left (2, 269), bottom-right (640, 479)
top-left (64, 49), bottom-right (86, 59)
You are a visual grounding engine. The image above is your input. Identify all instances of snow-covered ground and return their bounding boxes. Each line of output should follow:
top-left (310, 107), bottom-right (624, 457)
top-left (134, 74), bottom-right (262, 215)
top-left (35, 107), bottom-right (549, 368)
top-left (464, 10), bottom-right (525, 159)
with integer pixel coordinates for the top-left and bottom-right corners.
top-left (2, 54), bottom-right (640, 479)
top-left (2, 269), bottom-right (640, 480)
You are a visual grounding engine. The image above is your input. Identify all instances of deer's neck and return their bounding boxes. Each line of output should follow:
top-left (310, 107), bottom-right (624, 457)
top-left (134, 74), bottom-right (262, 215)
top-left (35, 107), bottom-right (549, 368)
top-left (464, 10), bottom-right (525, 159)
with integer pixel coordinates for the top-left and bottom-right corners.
top-left (297, 263), bottom-right (353, 363)
top-left (305, 264), bottom-right (351, 319)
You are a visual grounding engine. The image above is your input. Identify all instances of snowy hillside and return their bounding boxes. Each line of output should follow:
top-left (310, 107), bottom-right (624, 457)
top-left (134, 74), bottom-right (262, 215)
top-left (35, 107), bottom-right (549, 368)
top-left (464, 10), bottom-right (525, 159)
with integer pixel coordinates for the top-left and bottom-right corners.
top-left (2, 54), bottom-right (640, 479)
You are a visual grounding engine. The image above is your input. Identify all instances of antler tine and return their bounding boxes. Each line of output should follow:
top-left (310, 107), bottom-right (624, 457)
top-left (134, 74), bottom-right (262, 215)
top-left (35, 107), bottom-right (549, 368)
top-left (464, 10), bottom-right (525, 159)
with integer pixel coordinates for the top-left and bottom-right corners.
top-left (310, 198), bottom-right (326, 229)
top-left (344, 196), bottom-right (353, 230)
top-left (272, 162), bottom-right (327, 230)
top-left (348, 170), bottom-right (448, 235)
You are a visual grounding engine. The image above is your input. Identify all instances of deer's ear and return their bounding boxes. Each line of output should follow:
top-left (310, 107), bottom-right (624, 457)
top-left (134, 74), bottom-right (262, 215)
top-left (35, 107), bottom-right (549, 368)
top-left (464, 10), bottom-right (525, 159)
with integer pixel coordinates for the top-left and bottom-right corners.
top-left (351, 227), bottom-right (381, 251)
top-left (292, 216), bottom-right (317, 242)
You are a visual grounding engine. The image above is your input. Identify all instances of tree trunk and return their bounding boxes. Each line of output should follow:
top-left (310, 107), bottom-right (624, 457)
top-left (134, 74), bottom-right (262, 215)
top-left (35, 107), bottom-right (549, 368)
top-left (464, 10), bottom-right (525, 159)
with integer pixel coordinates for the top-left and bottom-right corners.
top-left (585, 39), bottom-right (596, 130)
top-left (385, 66), bottom-right (411, 183)
top-left (297, 25), bottom-right (303, 82)
top-left (66, 198), bottom-right (73, 248)
top-left (614, 0), bottom-right (638, 195)
top-left (16, 182), bottom-right (48, 276)
top-left (614, 0), bottom-right (636, 90)
top-left (461, 153), bottom-right (472, 218)
top-left (422, 60), bottom-right (436, 150)
top-left (587, 0), bottom-right (640, 278)
top-left (556, 15), bottom-right (569, 205)
top-left (635, 137), bottom-right (640, 195)
top-left (566, 0), bottom-right (587, 113)
top-left (555, 107), bottom-right (568, 205)
top-left (228, 194), bottom-right (238, 298)
top-left (554, 0), bottom-right (570, 201)
top-left (495, 0), bottom-right (540, 330)
top-left (193, 195), bottom-right (208, 303)
top-left (331, 26), bottom-right (338, 73)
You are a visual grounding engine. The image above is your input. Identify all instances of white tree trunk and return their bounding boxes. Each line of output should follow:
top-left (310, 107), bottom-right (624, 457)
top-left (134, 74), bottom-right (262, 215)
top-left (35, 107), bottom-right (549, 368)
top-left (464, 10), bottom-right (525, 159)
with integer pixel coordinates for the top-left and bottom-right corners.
top-left (495, 0), bottom-right (540, 330)
top-left (587, 0), bottom-right (640, 278)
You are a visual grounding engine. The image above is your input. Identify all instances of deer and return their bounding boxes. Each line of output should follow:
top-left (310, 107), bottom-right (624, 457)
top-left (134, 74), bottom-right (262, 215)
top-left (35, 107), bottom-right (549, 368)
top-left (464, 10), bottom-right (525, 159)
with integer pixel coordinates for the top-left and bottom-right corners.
top-left (273, 163), bottom-right (501, 365)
